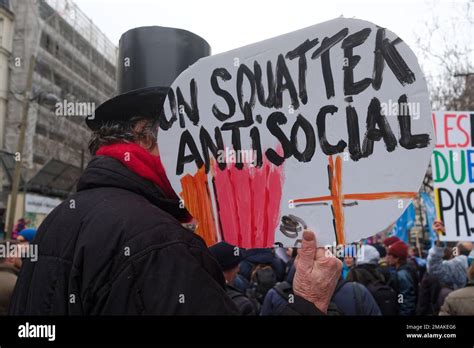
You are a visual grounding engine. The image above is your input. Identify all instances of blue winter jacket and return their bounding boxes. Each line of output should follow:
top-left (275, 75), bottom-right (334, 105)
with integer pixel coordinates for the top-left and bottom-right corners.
top-left (397, 263), bottom-right (417, 316)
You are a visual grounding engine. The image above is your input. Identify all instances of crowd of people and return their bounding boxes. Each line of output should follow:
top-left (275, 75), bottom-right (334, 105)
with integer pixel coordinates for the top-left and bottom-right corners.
top-left (2, 26), bottom-right (470, 317)
top-left (1, 214), bottom-right (473, 316)
top-left (209, 220), bottom-right (474, 316)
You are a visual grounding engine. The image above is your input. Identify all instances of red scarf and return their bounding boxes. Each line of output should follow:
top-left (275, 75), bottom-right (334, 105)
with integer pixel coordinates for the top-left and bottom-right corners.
top-left (96, 142), bottom-right (179, 202)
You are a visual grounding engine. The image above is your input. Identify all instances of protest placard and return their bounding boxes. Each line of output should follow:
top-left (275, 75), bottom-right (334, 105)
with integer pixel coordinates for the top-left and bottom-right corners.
top-left (432, 111), bottom-right (474, 241)
top-left (158, 17), bottom-right (434, 248)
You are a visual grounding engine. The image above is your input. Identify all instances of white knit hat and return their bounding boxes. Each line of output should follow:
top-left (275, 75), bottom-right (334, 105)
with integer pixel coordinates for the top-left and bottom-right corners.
top-left (356, 245), bottom-right (381, 265)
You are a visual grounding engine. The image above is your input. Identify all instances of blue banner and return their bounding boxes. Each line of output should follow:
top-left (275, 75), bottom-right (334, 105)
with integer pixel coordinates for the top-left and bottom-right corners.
top-left (391, 203), bottom-right (416, 243)
top-left (420, 192), bottom-right (437, 247)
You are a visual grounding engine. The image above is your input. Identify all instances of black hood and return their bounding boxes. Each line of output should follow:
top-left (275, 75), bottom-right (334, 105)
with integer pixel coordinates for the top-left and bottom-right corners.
top-left (77, 156), bottom-right (189, 221)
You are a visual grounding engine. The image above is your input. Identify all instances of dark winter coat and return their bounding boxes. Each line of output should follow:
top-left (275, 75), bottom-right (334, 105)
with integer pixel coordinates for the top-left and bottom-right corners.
top-left (9, 156), bottom-right (239, 315)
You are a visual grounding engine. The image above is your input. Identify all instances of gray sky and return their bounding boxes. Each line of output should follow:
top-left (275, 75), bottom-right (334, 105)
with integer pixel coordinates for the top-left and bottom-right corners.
top-left (72, 0), bottom-right (471, 80)
top-left (72, 0), bottom-right (460, 51)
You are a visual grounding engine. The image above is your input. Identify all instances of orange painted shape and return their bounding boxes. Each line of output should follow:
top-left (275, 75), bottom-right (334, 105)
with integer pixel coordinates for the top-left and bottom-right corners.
top-left (343, 192), bottom-right (417, 200)
top-left (180, 166), bottom-right (218, 246)
top-left (292, 155), bottom-right (417, 245)
top-left (327, 156), bottom-right (345, 245)
top-left (292, 195), bottom-right (333, 204)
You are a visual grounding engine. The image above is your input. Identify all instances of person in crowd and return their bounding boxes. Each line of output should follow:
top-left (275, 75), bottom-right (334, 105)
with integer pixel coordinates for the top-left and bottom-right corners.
top-left (260, 278), bottom-right (356, 316)
top-left (260, 280), bottom-right (294, 316)
top-left (0, 223), bottom-right (6, 240)
top-left (439, 263), bottom-right (474, 315)
top-left (262, 248), bottom-right (380, 316)
top-left (9, 28), bottom-right (238, 315)
top-left (331, 278), bottom-right (381, 316)
top-left (239, 248), bottom-right (286, 283)
top-left (281, 231), bottom-right (343, 315)
top-left (209, 242), bottom-right (257, 315)
top-left (346, 245), bottom-right (384, 285)
top-left (416, 271), bottom-right (447, 316)
top-left (345, 244), bottom-right (398, 315)
top-left (341, 246), bottom-right (355, 279)
top-left (427, 220), bottom-right (472, 291)
top-left (11, 218), bottom-right (26, 240)
top-left (285, 247), bottom-right (298, 279)
top-left (417, 220), bottom-right (472, 315)
top-left (380, 237), bottom-right (400, 284)
top-left (417, 241), bottom-right (459, 315)
top-left (9, 32), bottom-right (341, 315)
top-left (260, 249), bottom-right (300, 316)
top-left (383, 236), bottom-right (400, 253)
top-left (386, 241), bottom-right (417, 316)
top-left (286, 256), bottom-right (297, 285)
top-left (16, 228), bottom-right (37, 244)
top-left (237, 248), bottom-right (286, 306)
top-left (8, 27), bottom-right (342, 317)
top-left (373, 243), bottom-right (392, 284)
top-left (408, 246), bottom-right (426, 281)
top-left (259, 231), bottom-right (342, 316)
top-left (0, 240), bottom-right (21, 315)
top-left (373, 243), bottom-right (386, 261)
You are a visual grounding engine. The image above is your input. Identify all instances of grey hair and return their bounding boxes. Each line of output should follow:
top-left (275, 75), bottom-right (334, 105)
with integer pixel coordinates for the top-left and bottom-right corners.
top-left (88, 116), bottom-right (159, 155)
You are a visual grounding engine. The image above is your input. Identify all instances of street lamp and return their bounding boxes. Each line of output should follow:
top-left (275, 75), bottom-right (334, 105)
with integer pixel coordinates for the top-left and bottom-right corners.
top-left (5, 55), bottom-right (59, 238)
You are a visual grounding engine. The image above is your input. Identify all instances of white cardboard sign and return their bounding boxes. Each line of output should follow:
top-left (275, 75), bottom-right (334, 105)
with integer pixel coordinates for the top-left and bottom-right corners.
top-left (432, 111), bottom-right (474, 241)
top-left (158, 18), bottom-right (434, 248)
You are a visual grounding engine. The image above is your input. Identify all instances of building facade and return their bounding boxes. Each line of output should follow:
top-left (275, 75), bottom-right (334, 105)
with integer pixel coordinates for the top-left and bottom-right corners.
top-left (0, 0), bottom-right (14, 153)
top-left (1, 0), bottom-right (117, 229)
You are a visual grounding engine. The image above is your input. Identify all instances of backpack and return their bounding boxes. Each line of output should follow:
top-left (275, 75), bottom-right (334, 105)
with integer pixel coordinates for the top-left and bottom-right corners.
top-left (348, 265), bottom-right (399, 315)
top-left (226, 286), bottom-right (258, 316)
top-left (247, 264), bottom-right (277, 304)
top-left (366, 282), bottom-right (399, 315)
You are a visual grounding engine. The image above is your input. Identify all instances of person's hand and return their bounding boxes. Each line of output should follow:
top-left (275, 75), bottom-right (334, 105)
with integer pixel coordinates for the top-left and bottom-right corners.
top-left (293, 230), bottom-right (342, 313)
top-left (433, 220), bottom-right (445, 233)
top-left (433, 220), bottom-right (445, 246)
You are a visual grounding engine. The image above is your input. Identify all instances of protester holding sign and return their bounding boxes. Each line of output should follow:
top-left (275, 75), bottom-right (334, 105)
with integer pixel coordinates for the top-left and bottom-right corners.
top-left (427, 220), bottom-right (472, 290)
top-left (9, 26), bottom-right (341, 316)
